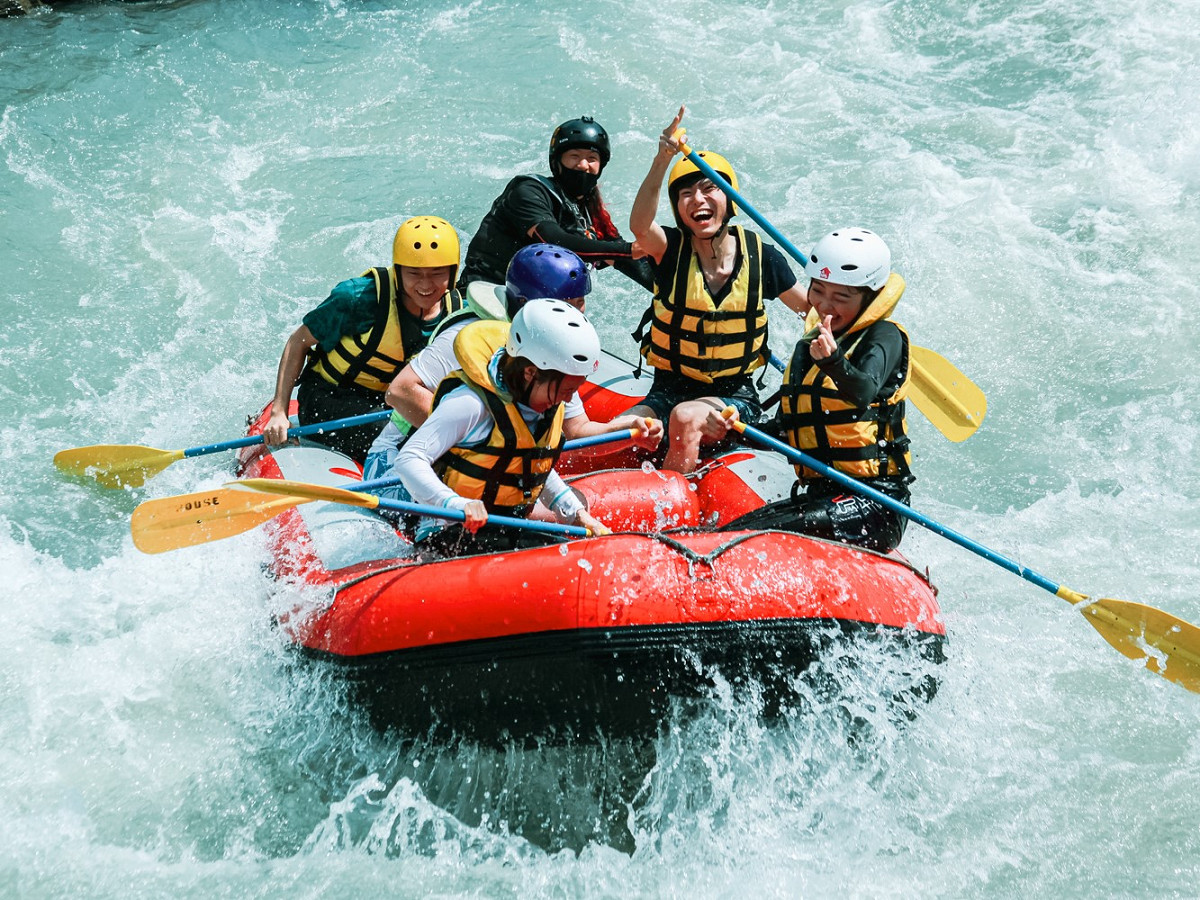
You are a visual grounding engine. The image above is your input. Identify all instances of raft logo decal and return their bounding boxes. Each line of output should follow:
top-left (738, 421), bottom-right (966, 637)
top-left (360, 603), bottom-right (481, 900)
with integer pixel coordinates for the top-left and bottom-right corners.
top-left (179, 494), bottom-right (220, 512)
top-left (820, 266), bottom-right (831, 279)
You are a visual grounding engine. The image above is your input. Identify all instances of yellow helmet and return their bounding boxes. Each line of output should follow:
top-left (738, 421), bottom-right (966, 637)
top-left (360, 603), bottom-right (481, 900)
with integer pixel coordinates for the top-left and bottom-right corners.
top-left (392, 216), bottom-right (460, 269)
top-left (667, 150), bottom-right (739, 229)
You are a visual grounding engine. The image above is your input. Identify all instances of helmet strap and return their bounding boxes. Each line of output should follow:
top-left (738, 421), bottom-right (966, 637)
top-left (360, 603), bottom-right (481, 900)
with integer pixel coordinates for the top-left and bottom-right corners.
top-left (708, 222), bottom-right (732, 259)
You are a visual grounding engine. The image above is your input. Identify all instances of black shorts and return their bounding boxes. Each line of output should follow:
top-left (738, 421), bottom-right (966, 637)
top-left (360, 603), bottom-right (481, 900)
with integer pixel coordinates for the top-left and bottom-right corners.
top-left (637, 369), bottom-right (763, 425)
top-left (296, 368), bottom-right (387, 463)
top-left (720, 478), bottom-right (911, 553)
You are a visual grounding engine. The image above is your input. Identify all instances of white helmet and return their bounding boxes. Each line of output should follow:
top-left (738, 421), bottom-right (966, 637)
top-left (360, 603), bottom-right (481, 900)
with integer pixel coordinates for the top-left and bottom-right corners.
top-left (506, 299), bottom-right (601, 377)
top-left (805, 228), bottom-right (891, 291)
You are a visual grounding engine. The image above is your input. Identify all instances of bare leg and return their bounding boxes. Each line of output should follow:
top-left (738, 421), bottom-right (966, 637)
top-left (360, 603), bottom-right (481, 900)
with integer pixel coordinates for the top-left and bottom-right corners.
top-left (661, 398), bottom-right (726, 474)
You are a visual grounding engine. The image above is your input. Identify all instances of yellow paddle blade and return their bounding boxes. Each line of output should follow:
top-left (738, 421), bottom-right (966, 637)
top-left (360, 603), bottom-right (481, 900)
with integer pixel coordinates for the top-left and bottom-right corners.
top-left (233, 478), bottom-right (381, 509)
top-left (131, 487), bottom-right (310, 554)
top-left (799, 308), bottom-right (986, 443)
top-left (1076, 596), bottom-right (1200, 694)
top-left (908, 347), bottom-right (987, 443)
top-left (54, 445), bottom-right (185, 489)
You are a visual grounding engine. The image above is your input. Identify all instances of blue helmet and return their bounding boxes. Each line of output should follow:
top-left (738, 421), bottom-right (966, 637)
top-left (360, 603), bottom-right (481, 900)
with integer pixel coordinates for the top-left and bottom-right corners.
top-left (504, 243), bottom-right (592, 312)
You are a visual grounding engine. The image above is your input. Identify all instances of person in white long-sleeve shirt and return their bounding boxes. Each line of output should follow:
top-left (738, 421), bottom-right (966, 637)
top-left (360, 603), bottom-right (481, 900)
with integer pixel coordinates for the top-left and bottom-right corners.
top-left (396, 299), bottom-right (611, 556)
top-left (362, 243), bottom-right (662, 486)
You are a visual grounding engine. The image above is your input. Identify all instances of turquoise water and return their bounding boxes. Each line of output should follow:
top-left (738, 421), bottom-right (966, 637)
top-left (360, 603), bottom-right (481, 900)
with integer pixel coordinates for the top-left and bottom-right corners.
top-left (4, 0), bottom-right (1200, 894)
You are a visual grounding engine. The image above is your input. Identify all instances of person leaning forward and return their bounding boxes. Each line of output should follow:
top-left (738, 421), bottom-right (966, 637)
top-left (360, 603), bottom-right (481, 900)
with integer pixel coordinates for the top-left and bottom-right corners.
top-left (625, 106), bottom-right (809, 474)
top-left (394, 300), bottom-right (612, 558)
top-left (263, 216), bottom-right (464, 462)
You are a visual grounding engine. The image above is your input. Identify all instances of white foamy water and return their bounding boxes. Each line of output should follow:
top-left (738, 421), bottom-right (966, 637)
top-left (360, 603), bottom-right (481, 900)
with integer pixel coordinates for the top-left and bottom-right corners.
top-left (3, 0), bottom-right (1200, 895)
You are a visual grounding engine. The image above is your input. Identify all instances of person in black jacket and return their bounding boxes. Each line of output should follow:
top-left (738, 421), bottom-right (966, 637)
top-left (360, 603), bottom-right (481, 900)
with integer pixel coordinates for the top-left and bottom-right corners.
top-left (458, 116), bottom-right (654, 291)
top-left (722, 228), bottom-right (915, 552)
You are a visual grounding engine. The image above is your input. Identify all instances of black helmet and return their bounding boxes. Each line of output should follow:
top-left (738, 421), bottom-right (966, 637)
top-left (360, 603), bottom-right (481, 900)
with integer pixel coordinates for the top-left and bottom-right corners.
top-left (548, 116), bottom-right (611, 174)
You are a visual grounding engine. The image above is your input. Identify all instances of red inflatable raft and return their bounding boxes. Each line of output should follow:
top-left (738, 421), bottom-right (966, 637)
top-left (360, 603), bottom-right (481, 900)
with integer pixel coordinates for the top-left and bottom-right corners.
top-left (237, 365), bottom-right (945, 739)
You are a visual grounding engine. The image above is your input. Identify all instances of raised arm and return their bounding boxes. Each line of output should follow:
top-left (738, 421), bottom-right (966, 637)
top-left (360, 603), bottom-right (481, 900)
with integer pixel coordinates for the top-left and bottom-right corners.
top-left (629, 106), bottom-right (688, 264)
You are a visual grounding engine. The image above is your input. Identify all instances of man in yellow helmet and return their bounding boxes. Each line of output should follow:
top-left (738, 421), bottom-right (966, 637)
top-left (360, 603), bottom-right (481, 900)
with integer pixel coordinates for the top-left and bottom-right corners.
top-left (263, 216), bottom-right (464, 462)
top-left (626, 107), bottom-right (810, 473)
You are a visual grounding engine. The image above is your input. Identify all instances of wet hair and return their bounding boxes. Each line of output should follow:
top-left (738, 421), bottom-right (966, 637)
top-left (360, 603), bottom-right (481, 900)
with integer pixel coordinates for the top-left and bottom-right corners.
top-left (499, 354), bottom-right (569, 406)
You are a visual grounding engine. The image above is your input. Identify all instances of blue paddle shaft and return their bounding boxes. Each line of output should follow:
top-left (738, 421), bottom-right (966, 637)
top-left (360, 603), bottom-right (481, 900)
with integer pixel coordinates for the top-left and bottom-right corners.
top-left (305, 429), bottom-right (638, 536)
top-left (183, 409), bottom-right (392, 459)
top-left (737, 422), bottom-right (1065, 597)
top-left (559, 427), bottom-right (637, 451)
top-left (681, 146), bottom-right (812, 269)
top-left (373, 497), bottom-right (588, 537)
top-left (320, 475), bottom-right (586, 537)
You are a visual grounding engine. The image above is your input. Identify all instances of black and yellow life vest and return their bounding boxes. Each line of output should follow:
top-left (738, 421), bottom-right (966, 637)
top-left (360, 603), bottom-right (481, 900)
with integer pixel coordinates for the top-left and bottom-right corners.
top-left (310, 266), bottom-right (462, 392)
top-left (430, 320), bottom-right (566, 517)
top-left (387, 280), bottom-right (509, 433)
top-left (779, 273), bottom-right (913, 482)
top-left (637, 226), bottom-right (769, 382)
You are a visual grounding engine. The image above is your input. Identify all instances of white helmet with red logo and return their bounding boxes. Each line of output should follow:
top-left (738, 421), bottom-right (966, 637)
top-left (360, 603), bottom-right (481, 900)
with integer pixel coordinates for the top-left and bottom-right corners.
top-left (506, 299), bottom-right (601, 377)
top-left (805, 228), bottom-right (891, 291)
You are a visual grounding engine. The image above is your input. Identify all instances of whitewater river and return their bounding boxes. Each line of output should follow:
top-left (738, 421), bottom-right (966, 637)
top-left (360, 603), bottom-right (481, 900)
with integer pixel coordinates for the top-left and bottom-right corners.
top-left (3, 0), bottom-right (1199, 895)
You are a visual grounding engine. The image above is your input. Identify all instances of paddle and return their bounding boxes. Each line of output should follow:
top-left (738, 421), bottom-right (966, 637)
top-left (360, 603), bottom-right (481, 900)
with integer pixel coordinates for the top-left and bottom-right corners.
top-left (726, 410), bottom-right (1200, 694)
top-left (239, 478), bottom-right (589, 534)
top-left (130, 427), bottom-right (643, 553)
top-left (131, 476), bottom-right (587, 555)
top-left (765, 346), bottom-right (983, 444)
top-left (54, 409), bottom-right (393, 489)
top-left (673, 135), bottom-right (986, 442)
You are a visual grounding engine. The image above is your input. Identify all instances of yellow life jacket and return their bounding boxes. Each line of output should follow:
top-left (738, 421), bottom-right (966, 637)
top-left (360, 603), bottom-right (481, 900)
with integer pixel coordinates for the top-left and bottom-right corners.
top-left (430, 320), bottom-right (566, 517)
top-left (638, 226), bottom-right (769, 382)
top-left (388, 281), bottom-right (509, 433)
top-left (780, 273), bottom-right (913, 482)
top-left (310, 266), bottom-right (462, 392)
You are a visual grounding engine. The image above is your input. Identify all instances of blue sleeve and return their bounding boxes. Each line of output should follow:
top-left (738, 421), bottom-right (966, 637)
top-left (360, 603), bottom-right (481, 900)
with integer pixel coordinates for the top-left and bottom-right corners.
top-left (301, 276), bottom-right (378, 352)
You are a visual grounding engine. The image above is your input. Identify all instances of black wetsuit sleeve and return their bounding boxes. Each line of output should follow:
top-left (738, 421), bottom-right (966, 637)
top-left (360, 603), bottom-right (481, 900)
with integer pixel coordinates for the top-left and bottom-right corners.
top-left (529, 218), bottom-right (636, 263)
top-left (814, 322), bottom-right (906, 407)
top-left (500, 180), bottom-right (635, 259)
top-left (512, 176), bottom-right (655, 290)
top-left (500, 178), bottom-right (559, 234)
top-left (499, 178), bottom-right (652, 290)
